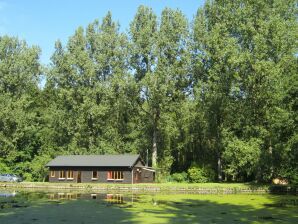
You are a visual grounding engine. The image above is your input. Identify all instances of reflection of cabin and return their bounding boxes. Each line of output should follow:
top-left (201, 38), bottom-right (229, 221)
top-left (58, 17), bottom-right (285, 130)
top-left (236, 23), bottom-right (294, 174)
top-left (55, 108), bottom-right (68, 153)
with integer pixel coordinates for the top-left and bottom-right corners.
top-left (46, 154), bottom-right (155, 184)
top-left (106, 194), bottom-right (124, 204)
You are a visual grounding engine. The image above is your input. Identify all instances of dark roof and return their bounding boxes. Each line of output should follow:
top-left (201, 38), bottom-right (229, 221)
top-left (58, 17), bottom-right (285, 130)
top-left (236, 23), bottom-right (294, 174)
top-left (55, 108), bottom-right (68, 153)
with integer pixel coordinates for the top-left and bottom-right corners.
top-left (46, 154), bottom-right (141, 167)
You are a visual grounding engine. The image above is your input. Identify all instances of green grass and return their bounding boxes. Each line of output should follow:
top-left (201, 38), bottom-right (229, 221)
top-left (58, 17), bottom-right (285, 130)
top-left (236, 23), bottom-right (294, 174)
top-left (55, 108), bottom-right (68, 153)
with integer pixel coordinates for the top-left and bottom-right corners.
top-left (2, 182), bottom-right (296, 196)
top-left (1, 181), bottom-right (271, 189)
top-left (0, 191), bottom-right (297, 224)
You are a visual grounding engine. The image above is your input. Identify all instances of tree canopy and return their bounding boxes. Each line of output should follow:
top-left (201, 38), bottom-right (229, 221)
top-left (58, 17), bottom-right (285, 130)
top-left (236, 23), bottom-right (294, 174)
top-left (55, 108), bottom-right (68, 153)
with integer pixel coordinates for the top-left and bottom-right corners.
top-left (0, 0), bottom-right (297, 183)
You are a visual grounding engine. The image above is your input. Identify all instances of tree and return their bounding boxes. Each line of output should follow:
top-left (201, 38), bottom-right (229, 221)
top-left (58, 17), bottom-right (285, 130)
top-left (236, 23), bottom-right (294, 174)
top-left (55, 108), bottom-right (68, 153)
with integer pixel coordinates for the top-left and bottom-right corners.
top-left (46, 12), bottom-right (139, 157)
top-left (193, 0), bottom-right (297, 181)
top-left (129, 6), bottom-right (159, 166)
top-left (0, 36), bottom-right (42, 177)
top-left (129, 6), bottom-right (191, 171)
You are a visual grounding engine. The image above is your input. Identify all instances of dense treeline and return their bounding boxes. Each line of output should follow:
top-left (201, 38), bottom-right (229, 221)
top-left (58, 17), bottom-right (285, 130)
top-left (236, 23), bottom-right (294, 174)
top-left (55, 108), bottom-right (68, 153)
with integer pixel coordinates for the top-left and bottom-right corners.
top-left (0, 0), bottom-right (297, 183)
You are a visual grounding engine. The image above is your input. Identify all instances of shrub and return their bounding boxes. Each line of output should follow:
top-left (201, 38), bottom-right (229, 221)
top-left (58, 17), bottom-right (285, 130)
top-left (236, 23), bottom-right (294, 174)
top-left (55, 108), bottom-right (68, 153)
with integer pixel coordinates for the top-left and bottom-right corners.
top-left (0, 159), bottom-right (11, 173)
top-left (171, 172), bottom-right (188, 182)
top-left (278, 167), bottom-right (298, 185)
top-left (187, 166), bottom-right (215, 183)
top-left (223, 137), bottom-right (261, 181)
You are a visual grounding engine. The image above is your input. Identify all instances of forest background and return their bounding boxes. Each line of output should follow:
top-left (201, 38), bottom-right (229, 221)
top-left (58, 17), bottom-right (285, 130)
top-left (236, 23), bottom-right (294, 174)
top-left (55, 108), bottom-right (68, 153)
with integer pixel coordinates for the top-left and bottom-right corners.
top-left (0, 0), bottom-right (297, 183)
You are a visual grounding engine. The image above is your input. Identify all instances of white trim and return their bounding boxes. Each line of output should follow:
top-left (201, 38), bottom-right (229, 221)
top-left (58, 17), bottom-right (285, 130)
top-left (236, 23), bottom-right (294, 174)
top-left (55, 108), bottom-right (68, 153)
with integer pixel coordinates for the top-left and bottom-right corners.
top-left (91, 171), bottom-right (98, 180)
top-left (59, 171), bottom-right (66, 179)
top-left (66, 171), bottom-right (74, 179)
top-left (142, 167), bottom-right (156, 172)
top-left (50, 171), bottom-right (55, 177)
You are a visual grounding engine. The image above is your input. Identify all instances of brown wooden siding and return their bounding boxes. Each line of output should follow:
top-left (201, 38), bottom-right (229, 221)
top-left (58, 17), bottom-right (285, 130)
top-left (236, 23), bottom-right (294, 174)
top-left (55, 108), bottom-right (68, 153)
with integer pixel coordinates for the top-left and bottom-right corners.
top-left (48, 158), bottom-right (154, 183)
top-left (49, 167), bottom-right (133, 183)
top-left (132, 167), bottom-right (155, 183)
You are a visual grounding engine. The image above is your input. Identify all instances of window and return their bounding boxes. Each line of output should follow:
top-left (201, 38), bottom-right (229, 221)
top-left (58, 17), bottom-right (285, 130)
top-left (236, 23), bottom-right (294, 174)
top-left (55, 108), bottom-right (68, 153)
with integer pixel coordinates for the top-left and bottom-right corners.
top-left (59, 171), bottom-right (65, 179)
top-left (50, 171), bottom-right (55, 177)
top-left (92, 171), bottom-right (98, 180)
top-left (67, 171), bottom-right (74, 179)
top-left (107, 171), bottom-right (124, 180)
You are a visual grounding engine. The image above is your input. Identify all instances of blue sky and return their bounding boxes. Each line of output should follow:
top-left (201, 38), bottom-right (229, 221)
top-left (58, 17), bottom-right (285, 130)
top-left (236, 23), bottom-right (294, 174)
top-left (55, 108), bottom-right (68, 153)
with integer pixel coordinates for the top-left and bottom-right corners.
top-left (0, 0), bottom-right (205, 64)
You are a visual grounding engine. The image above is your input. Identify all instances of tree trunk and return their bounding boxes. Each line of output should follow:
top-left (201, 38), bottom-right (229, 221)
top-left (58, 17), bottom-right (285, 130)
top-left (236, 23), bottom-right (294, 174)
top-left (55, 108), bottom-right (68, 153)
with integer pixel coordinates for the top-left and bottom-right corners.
top-left (216, 123), bottom-right (223, 182)
top-left (152, 126), bottom-right (157, 167)
top-left (152, 107), bottom-right (160, 168)
top-left (217, 153), bottom-right (222, 182)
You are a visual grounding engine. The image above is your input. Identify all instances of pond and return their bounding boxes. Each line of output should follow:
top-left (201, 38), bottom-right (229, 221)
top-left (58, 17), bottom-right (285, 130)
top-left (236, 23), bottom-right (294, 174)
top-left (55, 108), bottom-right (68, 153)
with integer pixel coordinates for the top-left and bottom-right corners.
top-left (0, 190), bottom-right (297, 224)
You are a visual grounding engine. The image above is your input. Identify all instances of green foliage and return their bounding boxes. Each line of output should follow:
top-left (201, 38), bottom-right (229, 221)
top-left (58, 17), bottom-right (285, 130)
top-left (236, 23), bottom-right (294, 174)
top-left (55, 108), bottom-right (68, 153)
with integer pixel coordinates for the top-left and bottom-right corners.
top-left (0, 1), bottom-right (296, 183)
top-left (0, 159), bottom-right (11, 173)
top-left (28, 155), bottom-right (52, 181)
top-left (171, 172), bottom-right (188, 183)
top-left (192, 0), bottom-right (297, 182)
top-left (187, 166), bottom-right (216, 183)
top-left (223, 137), bottom-right (261, 181)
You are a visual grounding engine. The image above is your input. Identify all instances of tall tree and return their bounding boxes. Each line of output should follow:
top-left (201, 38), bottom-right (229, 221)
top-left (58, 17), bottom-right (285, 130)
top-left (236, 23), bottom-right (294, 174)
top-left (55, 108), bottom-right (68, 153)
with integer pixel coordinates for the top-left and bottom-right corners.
top-left (0, 36), bottom-right (42, 179)
top-left (46, 12), bottom-right (139, 156)
top-left (130, 6), bottom-right (191, 171)
top-left (193, 0), bottom-right (297, 181)
top-left (156, 8), bottom-right (191, 171)
top-left (129, 6), bottom-right (159, 166)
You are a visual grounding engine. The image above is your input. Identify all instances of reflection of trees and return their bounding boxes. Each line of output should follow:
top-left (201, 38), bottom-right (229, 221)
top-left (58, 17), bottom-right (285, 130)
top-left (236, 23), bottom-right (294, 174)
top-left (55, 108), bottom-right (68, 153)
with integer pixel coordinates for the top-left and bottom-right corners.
top-left (1, 192), bottom-right (137, 224)
top-left (144, 198), bottom-right (298, 223)
top-left (1, 192), bottom-right (298, 223)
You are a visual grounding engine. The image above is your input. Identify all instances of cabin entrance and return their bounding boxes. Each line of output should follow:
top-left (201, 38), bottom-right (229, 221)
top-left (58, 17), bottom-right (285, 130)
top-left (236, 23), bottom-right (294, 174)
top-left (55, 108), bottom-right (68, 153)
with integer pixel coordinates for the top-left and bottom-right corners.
top-left (134, 170), bottom-right (141, 183)
top-left (77, 171), bottom-right (81, 183)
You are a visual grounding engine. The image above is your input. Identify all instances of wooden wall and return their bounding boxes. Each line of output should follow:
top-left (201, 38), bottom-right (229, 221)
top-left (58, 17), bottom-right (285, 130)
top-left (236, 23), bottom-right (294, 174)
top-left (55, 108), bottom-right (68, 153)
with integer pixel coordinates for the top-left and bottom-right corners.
top-left (48, 167), bottom-right (133, 184)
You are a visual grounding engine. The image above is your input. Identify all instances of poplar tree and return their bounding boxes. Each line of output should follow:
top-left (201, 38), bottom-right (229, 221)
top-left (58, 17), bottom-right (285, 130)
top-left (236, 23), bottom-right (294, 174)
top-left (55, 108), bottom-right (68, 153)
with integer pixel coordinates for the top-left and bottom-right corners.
top-left (193, 0), bottom-right (297, 181)
top-left (0, 36), bottom-right (41, 178)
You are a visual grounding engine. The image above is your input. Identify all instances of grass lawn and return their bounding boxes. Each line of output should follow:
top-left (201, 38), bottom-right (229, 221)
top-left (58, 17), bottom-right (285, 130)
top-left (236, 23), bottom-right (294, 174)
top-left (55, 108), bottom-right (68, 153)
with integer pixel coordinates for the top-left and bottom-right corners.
top-left (1, 181), bottom-right (272, 189)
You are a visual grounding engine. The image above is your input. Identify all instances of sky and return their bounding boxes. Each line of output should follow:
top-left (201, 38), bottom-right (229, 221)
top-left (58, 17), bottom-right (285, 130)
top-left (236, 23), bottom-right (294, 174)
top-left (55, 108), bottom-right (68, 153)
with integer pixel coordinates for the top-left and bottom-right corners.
top-left (0, 0), bottom-right (205, 64)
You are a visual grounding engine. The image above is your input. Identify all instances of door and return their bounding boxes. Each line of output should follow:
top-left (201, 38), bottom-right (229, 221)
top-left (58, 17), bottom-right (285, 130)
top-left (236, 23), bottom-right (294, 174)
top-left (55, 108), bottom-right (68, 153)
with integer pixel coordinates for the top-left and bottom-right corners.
top-left (77, 171), bottom-right (81, 183)
top-left (134, 171), bottom-right (141, 183)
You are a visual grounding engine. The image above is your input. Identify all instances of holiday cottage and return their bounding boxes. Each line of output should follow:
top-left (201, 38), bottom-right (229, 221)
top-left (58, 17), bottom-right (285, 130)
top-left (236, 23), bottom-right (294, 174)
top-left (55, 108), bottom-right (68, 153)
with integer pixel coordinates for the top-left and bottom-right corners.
top-left (46, 154), bottom-right (155, 183)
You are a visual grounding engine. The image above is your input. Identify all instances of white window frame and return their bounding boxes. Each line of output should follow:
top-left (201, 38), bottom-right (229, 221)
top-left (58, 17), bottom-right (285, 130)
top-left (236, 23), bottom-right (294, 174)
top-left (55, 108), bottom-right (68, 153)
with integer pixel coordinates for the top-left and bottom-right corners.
top-left (91, 171), bottom-right (98, 180)
top-left (58, 171), bottom-right (65, 180)
top-left (66, 170), bottom-right (74, 180)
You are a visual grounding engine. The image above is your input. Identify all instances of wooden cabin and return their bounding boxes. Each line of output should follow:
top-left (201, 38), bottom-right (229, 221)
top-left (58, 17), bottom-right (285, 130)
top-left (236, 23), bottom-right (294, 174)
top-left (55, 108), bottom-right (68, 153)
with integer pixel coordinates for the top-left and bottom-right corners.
top-left (46, 154), bottom-right (155, 184)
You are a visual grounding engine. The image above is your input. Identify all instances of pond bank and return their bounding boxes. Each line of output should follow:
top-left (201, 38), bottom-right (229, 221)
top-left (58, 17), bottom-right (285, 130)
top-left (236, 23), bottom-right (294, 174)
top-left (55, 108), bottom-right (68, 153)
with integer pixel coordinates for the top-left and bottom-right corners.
top-left (0, 182), bottom-right (297, 194)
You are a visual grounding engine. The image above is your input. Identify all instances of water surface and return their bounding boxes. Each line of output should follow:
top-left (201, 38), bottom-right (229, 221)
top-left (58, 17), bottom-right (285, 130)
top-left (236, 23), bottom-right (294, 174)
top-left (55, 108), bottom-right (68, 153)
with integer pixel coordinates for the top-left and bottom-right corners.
top-left (0, 190), bottom-right (297, 223)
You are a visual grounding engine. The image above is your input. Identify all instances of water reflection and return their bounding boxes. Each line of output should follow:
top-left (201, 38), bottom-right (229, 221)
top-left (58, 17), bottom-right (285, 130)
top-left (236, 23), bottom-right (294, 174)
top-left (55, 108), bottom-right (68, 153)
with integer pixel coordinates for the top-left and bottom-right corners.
top-left (1, 190), bottom-right (297, 224)
top-left (46, 192), bottom-right (134, 205)
top-left (48, 193), bottom-right (78, 200)
top-left (106, 194), bottom-right (124, 204)
top-left (0, 191), bottom-right (17, 197)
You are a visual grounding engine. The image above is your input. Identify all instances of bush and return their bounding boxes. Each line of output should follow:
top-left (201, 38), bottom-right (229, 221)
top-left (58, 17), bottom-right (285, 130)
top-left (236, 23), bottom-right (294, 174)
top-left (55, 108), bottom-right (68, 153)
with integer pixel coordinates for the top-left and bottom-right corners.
top-left (222, 137), bottom-right (261, 181)
top-left (278, 167), bottom-right (298, 185)
top-left (0, 159), bottom-right (11, 173)
top-left (187, 166), bottom-right (215, 183)
top-left (171, 172), bottom-right (188, 182)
